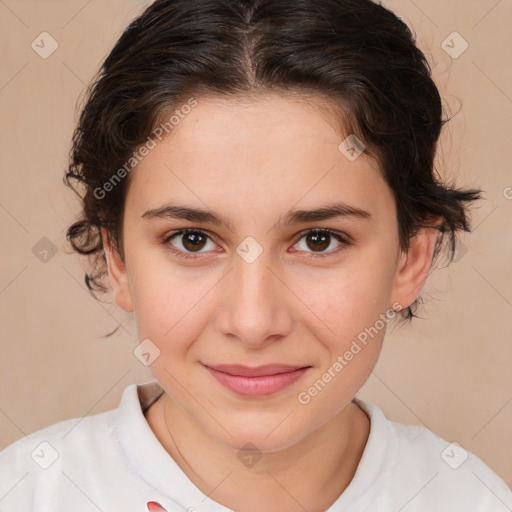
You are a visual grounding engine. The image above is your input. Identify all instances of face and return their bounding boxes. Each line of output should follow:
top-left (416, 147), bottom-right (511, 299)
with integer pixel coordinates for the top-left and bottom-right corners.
top-left (103, 92), bottom-right (437, 452)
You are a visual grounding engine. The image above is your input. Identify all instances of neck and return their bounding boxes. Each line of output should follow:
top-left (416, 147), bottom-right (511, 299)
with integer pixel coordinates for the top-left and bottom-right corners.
top-left (145, 394), bottom-right (370, 512)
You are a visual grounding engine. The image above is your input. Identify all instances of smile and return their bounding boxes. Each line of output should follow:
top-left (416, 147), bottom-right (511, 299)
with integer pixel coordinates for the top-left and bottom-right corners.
top-left (203, 364), bottom-right (311, 396)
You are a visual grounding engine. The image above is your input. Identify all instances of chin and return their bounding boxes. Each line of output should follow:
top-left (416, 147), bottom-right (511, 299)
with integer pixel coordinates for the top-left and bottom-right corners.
top-left (215, 421), bottom-right (309, 455)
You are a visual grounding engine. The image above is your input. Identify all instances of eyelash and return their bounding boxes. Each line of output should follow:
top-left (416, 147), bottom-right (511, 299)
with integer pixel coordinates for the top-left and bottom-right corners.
top-left (162, 228), bottom-right (352, 260)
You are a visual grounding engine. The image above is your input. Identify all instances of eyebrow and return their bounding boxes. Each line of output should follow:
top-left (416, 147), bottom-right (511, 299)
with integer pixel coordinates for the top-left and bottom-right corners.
top-left (141, 201), bottom-right (372, 231)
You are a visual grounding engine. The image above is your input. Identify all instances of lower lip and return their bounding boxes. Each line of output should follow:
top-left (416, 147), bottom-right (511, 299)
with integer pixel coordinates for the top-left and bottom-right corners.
top-left (205, 366), bottom-right (309, 396)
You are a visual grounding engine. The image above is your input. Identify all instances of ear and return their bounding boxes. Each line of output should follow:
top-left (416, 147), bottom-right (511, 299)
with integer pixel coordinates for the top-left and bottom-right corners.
top-left (101, 228), bottom-right (134, 312)
top-left (389, 225), bottom-right (440, 310)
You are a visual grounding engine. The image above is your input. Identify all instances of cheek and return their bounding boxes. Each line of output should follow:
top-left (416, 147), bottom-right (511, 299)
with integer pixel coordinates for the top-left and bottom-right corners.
top-left (295, 272), bottom-right (389, 413)
top-left (303, 263), bottom-right (392, 342)
top-left (128, 230), bottom-right (396, 356)
top-left (129, 257), bottom-right (217, 350)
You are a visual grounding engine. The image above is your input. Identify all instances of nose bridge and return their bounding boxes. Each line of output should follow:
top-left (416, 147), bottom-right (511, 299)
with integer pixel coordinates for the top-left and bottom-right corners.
top-left (217, 243), bottom-right (292, 347)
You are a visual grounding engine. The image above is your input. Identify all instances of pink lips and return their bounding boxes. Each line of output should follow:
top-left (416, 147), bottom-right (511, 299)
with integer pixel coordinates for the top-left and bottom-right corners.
top-left (204, 363), bottom-right (310, 396)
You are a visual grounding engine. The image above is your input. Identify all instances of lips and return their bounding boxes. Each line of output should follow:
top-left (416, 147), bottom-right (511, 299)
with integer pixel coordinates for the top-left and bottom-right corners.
top-left (203, 363), bottom-right (311, 396)
top-left (204, 364), bottom-right (309, 377)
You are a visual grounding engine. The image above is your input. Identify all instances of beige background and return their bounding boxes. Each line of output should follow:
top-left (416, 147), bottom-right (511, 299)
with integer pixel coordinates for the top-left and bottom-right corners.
top-left (1, 0), bottom-right (511, 489)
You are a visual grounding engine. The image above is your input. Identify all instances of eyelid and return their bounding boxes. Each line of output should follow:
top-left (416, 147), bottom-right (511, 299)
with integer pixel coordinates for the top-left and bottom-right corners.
top-left (289, 228), bottom-right (351, 258)
top-left (293, 227), bottom-right (353, 244)
top-left (162, 228), bottom-right (220, 259)
top-left (163, 227), bottom-right (352, 259)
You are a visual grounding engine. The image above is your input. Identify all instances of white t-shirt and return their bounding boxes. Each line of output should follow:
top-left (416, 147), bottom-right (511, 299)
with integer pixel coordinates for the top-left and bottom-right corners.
top-left (1, 379), bottom-right (511, 511)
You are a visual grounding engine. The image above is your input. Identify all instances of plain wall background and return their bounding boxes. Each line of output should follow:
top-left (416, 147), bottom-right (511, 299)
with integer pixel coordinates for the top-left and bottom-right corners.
top-left (1, 0), bottom-right (511, 488)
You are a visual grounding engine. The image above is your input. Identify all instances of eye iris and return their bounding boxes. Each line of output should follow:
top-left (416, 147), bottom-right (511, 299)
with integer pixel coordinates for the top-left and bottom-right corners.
top-left (177, 231), bottom-right (335, 254)
top-left (182, 232), bottom-right (207, 252)
top-left (306, 231), bottom-right (330, 252)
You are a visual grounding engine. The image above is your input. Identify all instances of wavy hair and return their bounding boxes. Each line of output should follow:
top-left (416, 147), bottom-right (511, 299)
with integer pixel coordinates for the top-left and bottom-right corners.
top-left (64, 0), bottom-right (482, 328)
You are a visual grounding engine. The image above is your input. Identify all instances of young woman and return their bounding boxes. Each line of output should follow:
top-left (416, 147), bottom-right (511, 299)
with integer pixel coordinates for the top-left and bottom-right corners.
top-left (1, 0), bottom-right (511, 510)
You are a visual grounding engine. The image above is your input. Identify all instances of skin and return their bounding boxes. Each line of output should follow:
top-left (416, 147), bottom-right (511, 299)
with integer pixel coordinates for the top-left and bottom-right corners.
top-left (102, 92), bottom-right (439, 512)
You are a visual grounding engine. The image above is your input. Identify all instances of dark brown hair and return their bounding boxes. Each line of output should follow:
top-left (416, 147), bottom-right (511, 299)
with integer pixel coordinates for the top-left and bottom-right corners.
top-left (64, 0), bottom-right (482, 326)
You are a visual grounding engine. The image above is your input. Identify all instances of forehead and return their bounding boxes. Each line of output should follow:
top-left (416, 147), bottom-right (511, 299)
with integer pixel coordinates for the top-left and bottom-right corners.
top-left (160, 92), bottom-right (353, 157)
top-left (125, 93), bottom-right (393, 226)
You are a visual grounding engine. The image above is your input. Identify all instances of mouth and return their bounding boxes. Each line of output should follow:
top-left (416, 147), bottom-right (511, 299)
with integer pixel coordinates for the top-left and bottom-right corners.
top-left (202, 363), bottom-right (311, 396)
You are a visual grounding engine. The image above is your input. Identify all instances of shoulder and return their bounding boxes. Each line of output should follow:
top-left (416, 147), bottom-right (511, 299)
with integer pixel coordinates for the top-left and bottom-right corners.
top-left (0, 381), bottom-right (166, 510)
top-left (0, 394), bottom-right (123, 510)
top-left (0, 406), bottom-right (117, 473)
top-left (355, 399), bottom-right (512, 511)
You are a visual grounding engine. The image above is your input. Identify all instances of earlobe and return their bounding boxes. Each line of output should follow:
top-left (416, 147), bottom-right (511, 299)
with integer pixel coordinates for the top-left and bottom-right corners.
top-left (390, 226), bottom-right (440, 310)
top-left (101, 228), bottom-right (134, 313)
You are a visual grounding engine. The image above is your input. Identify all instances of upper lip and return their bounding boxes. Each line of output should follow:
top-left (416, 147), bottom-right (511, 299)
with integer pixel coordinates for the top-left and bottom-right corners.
top-left (204, 364), bottom-right (310, 377)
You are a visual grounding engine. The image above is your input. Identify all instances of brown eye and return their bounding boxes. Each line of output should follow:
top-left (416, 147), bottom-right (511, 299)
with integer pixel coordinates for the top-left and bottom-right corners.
top-left (293, 229), bottom-right (350, 257)
top-left (164, 229), bottom-right (216, 258)
top-left (181, 231), bottom-right (208, 252)
top-left (305, 231), bottom-right (331, 252)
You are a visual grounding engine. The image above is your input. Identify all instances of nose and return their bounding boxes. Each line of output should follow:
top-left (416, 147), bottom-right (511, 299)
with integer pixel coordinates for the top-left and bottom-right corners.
top-left (214, 247), bottom-right (293, 349)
